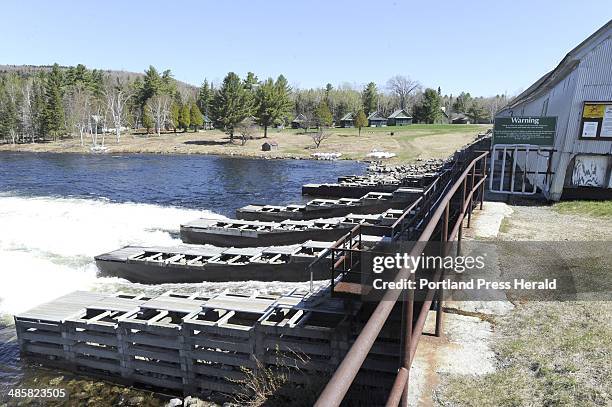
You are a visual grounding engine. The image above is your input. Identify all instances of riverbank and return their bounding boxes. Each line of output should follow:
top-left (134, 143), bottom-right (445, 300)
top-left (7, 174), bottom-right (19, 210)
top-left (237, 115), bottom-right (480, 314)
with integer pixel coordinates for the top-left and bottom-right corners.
top-left (0, 124), bottom-right (490, 163)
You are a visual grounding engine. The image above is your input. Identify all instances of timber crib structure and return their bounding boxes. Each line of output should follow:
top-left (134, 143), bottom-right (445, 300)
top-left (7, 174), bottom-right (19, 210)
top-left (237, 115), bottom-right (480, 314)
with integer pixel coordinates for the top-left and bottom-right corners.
top-left (14, 289), bottom-right (360, 400)
top-left (15, 134), bottom-right (491, 405)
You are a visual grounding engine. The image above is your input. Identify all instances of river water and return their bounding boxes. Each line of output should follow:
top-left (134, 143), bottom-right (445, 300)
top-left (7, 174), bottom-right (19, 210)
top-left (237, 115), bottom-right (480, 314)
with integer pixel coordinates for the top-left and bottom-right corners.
top-left (0, 152), bottom-right (365, 398)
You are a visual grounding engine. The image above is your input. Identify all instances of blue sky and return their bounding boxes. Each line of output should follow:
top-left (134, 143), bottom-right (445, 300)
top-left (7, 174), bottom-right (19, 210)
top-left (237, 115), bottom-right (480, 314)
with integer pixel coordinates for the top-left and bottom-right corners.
top-left (1, 1), bottom-right (610, 97)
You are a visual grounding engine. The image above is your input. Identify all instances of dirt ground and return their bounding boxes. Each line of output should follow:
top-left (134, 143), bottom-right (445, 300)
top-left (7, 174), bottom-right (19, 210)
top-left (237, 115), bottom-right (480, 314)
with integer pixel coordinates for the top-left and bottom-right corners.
top-left (0, 125), bottom-right (489, 163)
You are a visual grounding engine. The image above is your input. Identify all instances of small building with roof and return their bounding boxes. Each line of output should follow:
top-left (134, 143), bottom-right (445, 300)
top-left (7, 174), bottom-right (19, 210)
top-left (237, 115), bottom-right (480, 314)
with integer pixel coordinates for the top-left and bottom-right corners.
top-left (387, 109), bottom-right (413, 126)
top-left (291, 113), bottom-right (308, 129)
top-left (367, 112), bottom-right (387, 127)
top-left (450, 113), bottom-right (471, 124)
top-left (202, 115), bottom-right (214, 130)
top-left (339, 113), bottom-right (355, 128)
top-left (261, 140), bottom-right (279, 151)
top-left (495, 20), bottom-right (612, 200)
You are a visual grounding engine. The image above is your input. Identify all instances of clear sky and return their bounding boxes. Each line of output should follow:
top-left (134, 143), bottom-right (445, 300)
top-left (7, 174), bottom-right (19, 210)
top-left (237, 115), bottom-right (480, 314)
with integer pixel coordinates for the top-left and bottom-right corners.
top-left (1, 1), bottom-right (610, 97)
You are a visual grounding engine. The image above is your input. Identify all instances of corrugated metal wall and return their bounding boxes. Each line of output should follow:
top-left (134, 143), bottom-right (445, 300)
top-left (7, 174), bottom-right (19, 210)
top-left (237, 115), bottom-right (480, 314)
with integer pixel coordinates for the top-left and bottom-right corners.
top-left (496, 32), bottom-right (612, 200)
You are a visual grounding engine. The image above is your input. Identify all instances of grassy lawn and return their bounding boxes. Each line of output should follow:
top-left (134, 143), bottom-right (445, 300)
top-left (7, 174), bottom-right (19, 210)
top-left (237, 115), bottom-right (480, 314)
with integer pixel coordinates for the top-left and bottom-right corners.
top-left (437, 301), bottom-right (611, 407)
top-left (553, 200), bottom-right (612, 218)
top-left (0, 124), bottom-right (490, 163)
top-left (437, 205), bottom-right (612, 407)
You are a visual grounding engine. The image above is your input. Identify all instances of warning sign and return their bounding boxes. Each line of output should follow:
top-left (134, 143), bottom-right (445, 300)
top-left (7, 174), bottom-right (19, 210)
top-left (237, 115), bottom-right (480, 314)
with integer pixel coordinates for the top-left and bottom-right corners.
top-left (493, 117), bottom-right (556, 146)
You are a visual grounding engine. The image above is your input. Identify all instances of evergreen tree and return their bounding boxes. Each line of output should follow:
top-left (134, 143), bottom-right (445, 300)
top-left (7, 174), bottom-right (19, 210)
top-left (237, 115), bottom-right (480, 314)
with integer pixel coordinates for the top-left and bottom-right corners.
top-left (179, 104), bottom-right (191, 131)
top-left (197, 79), bottom-right (213, 116)
top-left (354, 110), bottom-right (368, 136)
top-left (315, 100), bottom-right (333, 128)
top-left (420, 88), bottom-right (442, 124)
top-left (211, 72), bottom-right (253, 141)
top-left (452, 92), bottom-right (472, 113)
top-left (361, 82), bottom-right (378, 115)
top-left (171, 101), bottom-right (180, 132)
top-left (43, 63), bottom-right (66, 140)
top-left (0, 77), bottom-right (19, 143)
top-left (142, 107), bottom-right (153, 134)
top-left (254, 75), bottom-right (293, 138)
top-left (190, 102), bottom-right (203, 131)
top-left (467, 99), bottom-right (490, 123)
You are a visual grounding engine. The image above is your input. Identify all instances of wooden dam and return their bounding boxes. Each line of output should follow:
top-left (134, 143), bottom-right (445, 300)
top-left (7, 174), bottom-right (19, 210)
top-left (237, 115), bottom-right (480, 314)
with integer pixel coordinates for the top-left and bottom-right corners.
top-left (15, 134), bottom-right (492, 405)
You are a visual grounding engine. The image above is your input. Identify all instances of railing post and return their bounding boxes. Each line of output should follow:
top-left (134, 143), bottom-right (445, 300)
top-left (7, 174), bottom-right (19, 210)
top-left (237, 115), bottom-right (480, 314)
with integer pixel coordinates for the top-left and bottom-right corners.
top-left (436, 204), bottom-right (449, 337)
top-left (400, 274), bottom-right (414, 407)
top-left (458, 177), bottom-right (467, 256)
top-left (330, 249), bottom-right (335, 291)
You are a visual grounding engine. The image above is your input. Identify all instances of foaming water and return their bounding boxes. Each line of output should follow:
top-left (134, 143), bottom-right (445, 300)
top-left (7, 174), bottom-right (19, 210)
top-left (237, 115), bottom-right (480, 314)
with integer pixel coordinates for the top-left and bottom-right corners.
top-left (0, 152), bottom-right (364, 395)
top-left (0, 195), bottom-right (224, 315)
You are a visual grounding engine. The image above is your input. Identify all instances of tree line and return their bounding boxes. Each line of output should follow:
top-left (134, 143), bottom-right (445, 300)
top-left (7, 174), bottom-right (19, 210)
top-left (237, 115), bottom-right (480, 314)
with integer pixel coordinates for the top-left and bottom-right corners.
top-left (0, 64), bottom-right (508, 145)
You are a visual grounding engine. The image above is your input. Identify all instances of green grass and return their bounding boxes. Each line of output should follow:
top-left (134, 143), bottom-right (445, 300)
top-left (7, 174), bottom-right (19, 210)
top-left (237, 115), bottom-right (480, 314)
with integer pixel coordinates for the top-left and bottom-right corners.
top-left (283, 124), bottom-right (488, 135)
top-left (553, 200), bottom-right (612, 218)
top-left (436, 301), bottom-right (612, 407)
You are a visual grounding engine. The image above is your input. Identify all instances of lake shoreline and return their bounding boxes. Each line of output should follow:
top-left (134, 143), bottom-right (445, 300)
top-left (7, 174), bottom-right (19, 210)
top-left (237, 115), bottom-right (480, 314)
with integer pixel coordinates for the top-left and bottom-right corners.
top-left (0, 125), bottom-right (489, 163)
top-left (0, 145), bottom-right (367, 162)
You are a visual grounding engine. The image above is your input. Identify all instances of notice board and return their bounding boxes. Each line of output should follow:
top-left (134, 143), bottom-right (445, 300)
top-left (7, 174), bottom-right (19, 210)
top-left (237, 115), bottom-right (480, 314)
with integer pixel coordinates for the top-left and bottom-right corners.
top-left (580, 101), bottom-right (612, 139)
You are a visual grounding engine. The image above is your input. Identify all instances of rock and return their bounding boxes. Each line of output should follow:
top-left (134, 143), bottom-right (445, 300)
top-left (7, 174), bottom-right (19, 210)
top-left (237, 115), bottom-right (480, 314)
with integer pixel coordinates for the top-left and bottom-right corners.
top-left (165, 398), bottom-right (183, 407)
top-left (184, 396), bottom-right (210, 406)
top-left (74, 392), bottom-right (89, 400)
top-left (127, 396), bottom-right (145, 406)
top-left (49, 376), bottom-right (64, 386)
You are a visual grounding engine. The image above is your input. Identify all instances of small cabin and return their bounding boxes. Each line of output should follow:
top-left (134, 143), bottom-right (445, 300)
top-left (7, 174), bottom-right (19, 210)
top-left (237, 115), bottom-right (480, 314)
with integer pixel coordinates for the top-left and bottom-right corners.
top-left (451, 114), bottom-right (471, 124)
top-left (339, 113), bottom-right (355, 128)
top-left (202, 115), bottom-right (214, 130)
top-left (261, 140), bottom-right (279, 151)
top-left (367, 112), bottom-right (387, 127)
top-left (291, 113), bottom-right (307, 129)
top-left (387, 109), bottom-right (413, 126)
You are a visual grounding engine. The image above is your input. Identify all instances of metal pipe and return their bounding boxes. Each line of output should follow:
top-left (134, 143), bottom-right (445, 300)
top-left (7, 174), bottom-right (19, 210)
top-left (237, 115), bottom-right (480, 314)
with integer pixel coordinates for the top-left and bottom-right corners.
top-left (386, 367), bottom-right (409, 407)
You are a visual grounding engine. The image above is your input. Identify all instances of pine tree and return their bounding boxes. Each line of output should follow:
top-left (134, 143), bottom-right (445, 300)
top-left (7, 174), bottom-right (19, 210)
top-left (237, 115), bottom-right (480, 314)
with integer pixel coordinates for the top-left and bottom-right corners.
top-left (354, 110), bottom-right (368, 136)
top-left (361, 82), bottom-right (378, 115)
top-left (171, 102), bottom-right (180, 132)
top-left (142, 107), bottom-right (153, 134)
top-left (413, 88), bottom-right (442, 124)
top-left (43, 63), bottom-right (66, 140)
top-left (211, 72), bottom-right (253, 142)
top-left (190, 102), bottom-right (203, 131)
top-left (179, 104), bottom-right (191, 131)
top-left (197, 80), bottom-right (213, 116)
top-left (255, 75), bottom-right (293, 138)
top-left (315, 100), bottom-right (333, 128)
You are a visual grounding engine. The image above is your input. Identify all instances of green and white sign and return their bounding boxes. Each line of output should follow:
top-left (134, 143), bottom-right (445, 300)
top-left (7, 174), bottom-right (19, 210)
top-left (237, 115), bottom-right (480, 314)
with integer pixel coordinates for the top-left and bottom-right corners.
top-left (493, 116), bottom-right (556, 146)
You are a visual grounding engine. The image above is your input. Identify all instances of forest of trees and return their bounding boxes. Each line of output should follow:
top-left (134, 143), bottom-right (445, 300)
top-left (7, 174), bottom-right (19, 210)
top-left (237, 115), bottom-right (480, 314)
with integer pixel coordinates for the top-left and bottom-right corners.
top-left (0, 63), bottom-right (508, 145)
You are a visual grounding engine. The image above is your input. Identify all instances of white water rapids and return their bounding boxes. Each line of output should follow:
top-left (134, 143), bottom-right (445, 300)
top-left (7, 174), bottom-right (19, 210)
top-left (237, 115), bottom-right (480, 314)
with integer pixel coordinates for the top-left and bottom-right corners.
top-left (0, 194), bottom-right (323, 319)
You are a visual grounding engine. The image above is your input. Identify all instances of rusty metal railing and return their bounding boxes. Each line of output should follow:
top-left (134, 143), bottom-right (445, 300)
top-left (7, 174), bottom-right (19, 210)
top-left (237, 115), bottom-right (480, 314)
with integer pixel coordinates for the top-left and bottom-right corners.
top-left (314, 150), bottom-right (489, 407)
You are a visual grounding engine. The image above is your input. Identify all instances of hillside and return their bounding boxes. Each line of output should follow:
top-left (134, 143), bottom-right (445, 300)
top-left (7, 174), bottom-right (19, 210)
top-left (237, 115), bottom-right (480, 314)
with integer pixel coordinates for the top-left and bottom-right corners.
top-left (0, 64), bottom-right (197, 93)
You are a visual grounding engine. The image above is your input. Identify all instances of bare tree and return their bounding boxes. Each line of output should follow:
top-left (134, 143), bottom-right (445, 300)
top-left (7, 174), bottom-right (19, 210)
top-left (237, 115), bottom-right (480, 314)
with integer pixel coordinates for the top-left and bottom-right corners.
top-left (65, 85), bottom-right (91, 146)
top-left (104, 79), bottom-right (134, 143)
top-left (386, 75), bottom-right (420, 110)
top-left (236, 117), bottom-right (258, 146)
top-left (146, 94), bottom-right (172, 136)
top-left (19, 79), bottom-right (35, 143)
top-left (310, 128), bottom-right (331, 148)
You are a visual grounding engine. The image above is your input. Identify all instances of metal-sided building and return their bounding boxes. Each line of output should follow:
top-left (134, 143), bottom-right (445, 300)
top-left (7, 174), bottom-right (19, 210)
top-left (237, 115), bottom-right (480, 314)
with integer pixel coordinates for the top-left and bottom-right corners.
top-left (495, 20), bottom-right (612, 200)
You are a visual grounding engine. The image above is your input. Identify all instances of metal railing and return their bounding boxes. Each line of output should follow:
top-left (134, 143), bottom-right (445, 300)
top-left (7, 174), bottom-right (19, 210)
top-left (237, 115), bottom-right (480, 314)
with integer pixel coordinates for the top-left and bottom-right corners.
top-left (314, 150), bottom-right (489, 407)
